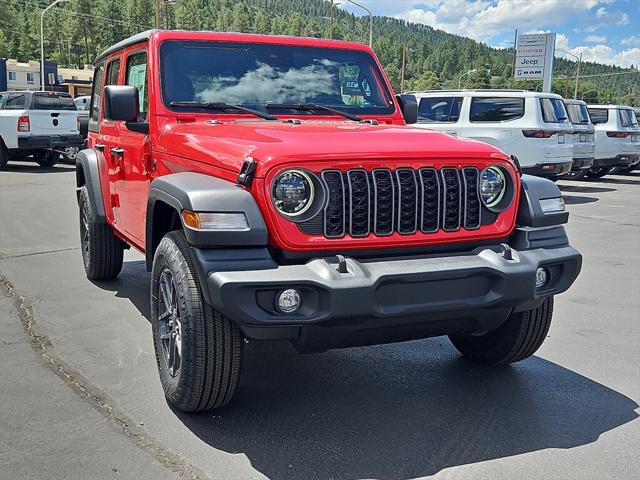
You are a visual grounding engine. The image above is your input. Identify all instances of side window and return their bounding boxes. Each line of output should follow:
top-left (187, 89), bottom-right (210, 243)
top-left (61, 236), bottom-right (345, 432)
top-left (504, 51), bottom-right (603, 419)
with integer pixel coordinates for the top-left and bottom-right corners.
top-left (126, 51), bottom-right (148, 121)
top-left (418, 97), bottom-right (462, 123)
top-left (106, 59), bottom-right (121, 86)
top-left (4, 94), bottom-right (27, 110)
top-left (89, 61), bottom-right (105, 126)
top-left (0, 93), bottom-right (6, 108)
top-left (469, 97), bottom-right (524, 122)
top-left (588, 108), bottom-right (608, 125)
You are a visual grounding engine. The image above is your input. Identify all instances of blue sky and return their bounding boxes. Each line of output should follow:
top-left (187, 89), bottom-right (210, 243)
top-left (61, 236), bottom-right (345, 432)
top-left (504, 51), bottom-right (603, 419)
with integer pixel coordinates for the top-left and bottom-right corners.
top-left (338, 0), bottom-right (640, 68)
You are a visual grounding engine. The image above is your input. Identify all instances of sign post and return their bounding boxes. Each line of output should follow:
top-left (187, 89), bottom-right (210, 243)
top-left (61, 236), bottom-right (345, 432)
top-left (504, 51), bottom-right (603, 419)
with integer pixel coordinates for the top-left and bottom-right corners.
top-left (514, 33), bottom-right (556, 93)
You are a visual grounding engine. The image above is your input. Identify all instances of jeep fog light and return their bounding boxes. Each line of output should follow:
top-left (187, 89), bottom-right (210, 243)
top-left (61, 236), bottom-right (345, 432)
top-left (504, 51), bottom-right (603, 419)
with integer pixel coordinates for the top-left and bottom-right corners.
top-left (535, 267), bottom-right (548, 288)
top-left (181, 211), bottom-right (249, 230)
top-left (277, 289), bottom-right (301, 313)
top-left (539, 197), bottom-right (565, 214)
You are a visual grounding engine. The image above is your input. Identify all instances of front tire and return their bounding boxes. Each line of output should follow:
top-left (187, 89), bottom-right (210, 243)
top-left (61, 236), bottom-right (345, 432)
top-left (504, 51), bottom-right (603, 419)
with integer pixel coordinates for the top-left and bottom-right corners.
top-left (151, 231), bottom-right (243, 412)
top-left (449, 296), bottom-right (554, 365)
top-left (586, 166), bottom-right (612, 179)
top-left (78, 187), bottom-right (124, 280)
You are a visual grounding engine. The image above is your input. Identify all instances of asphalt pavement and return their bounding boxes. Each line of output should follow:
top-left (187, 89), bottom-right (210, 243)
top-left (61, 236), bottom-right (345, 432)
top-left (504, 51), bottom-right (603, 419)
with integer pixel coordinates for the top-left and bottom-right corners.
top-left (0, 161), bottom-right (638, 480)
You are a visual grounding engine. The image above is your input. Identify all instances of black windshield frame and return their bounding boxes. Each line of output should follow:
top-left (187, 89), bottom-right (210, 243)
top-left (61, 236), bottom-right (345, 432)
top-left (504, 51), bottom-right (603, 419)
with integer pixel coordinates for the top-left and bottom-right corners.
top-left (159, 40), bottom-right (395, 116)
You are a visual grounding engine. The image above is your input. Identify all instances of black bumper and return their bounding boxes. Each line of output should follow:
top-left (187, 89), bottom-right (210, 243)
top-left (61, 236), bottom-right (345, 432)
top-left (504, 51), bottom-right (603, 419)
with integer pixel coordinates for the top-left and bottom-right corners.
top-left (521, 161), bottom-right (573, 177)
top-left (571, 157), bottom-right (595, 170)
top-left (592, 155), bottom-right (635, 169)
top-left (203, 244), bottom-right (581, 352)
top-left (18, 135), bottom-right (83, 150)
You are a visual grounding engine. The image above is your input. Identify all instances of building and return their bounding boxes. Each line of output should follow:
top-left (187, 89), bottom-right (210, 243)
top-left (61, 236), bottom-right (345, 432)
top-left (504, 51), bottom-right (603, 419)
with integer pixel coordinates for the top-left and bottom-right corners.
top-left (0, 58), bottom-right (93, 96)
top-left (3, 59), bottom-right (41, 91)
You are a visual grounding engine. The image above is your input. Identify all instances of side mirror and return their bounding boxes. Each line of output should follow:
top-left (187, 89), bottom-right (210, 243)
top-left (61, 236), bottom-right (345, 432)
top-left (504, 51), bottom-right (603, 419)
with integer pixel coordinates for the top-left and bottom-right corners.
top-left (396, 93), bottom-right (418, 125)
top-left (104, 85), bottom-right (139, 122)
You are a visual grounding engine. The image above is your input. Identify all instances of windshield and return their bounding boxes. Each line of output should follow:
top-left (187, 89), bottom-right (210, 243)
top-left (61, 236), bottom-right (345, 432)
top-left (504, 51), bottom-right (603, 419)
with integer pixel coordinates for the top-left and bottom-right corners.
top-left (566, 103), bottom-right (590, 124)
top-left (160, 40), bottom-right (395, 116)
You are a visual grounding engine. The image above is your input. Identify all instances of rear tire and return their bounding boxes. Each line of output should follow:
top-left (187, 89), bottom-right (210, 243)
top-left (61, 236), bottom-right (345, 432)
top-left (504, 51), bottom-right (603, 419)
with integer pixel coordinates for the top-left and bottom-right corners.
top-left (35, 151), bottom-right (58, 168)
top-left (585, 166), bottom-right (612, 179)
top-left (449, 296), bottom-right (554, 365)
top-left (0, 142), bottom-right (8, 171)
top-left (562, 169), bottom-right (587, 180)
top-left (78, 187), bottom-right (124, 280)
top-left (151, 231), bottom-right (243, 412)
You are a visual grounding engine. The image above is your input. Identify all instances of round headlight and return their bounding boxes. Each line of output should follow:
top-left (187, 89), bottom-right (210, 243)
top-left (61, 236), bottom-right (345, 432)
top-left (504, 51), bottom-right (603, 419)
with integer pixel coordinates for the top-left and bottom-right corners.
top-left (272, 170), bottom-right (314, 216)
top-left (479, 166), bottom-right (506, 208)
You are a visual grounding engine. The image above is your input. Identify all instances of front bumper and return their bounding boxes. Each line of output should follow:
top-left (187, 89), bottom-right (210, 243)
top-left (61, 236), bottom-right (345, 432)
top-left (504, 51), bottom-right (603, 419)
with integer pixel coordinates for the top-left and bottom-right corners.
top-left (592, 154), bottom-right (635, 169)
top-left (521, 160), bottom-right (573, 177)
top-left (17, 134), bottom-right (83, 150)
top-left (205, 244), bottom-right (581, 352)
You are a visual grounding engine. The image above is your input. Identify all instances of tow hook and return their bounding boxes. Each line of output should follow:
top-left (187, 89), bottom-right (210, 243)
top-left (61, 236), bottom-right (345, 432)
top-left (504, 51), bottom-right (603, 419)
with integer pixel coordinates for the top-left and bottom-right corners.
top-left (500, 243), bottom-right (515, 261)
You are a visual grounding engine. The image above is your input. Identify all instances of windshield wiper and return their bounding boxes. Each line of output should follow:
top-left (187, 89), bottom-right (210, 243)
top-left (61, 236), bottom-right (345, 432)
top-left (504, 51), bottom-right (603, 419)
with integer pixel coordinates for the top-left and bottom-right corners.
top-left (169, 101), bottom-right (277, 121)
top-left (265, 103), bottom-right (364, 122)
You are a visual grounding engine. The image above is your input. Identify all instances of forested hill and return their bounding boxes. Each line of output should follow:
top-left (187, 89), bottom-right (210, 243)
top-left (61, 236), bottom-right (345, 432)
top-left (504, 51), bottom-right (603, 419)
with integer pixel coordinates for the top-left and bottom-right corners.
top-left (1, 0), bottom-right (637, 105)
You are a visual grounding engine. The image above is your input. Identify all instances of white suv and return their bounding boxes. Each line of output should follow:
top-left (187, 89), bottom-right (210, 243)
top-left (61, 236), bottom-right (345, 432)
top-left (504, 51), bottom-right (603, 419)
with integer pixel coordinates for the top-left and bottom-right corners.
top-left (586, 104), bottom-right (640, 177)
top-left (563, 99), bottom-right (595, 179)
top-left (407, 89), bottom-right (574, 178)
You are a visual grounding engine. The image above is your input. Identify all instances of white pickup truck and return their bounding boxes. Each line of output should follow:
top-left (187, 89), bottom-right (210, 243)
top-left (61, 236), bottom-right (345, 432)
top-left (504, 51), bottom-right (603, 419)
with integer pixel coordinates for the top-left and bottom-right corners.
top-left (0, 90), bottom-right (83, 170)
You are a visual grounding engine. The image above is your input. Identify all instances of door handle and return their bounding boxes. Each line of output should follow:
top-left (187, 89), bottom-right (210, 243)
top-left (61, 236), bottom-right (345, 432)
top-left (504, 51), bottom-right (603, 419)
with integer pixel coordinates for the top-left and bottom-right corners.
top-left (95, 144), bottom-right (105, 152)
top-left (110, 147), bottom-right (125, 157)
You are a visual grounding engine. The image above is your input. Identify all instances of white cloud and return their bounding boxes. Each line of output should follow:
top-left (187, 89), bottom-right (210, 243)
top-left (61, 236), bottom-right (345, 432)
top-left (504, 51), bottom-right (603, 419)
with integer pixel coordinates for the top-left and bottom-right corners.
top-left (621, 35), bottom-right (640, 47)
top-left (584, 35), bottom-right (606, 43)
top-left (552, 33), bottom-right (640, 68)
top-left (584, 7), bottom-right (629, 32)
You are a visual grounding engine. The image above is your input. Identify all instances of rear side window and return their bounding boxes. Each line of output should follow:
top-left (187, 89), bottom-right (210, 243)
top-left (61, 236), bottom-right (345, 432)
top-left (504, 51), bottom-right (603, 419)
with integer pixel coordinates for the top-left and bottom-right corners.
top-left (90, 62), bottom-right (105, 124)
top-left (0, 93), bottom-right (6, 108)
top-left (619, 109), bottom-right (638, 127)
top-left (588, 108), bottom-right (608, 125)
top-left (125, 51), bottom-right (148, 121)
top-left (4, 93), bottom-right (27, 110)
top-left (566, 103), bottom-right (590, 124)
top-left (418, 97), bottom-right (462, 123)
top-left (540, 98), bottom-right (568, 123)
top-left (32, 93), bottom-right (76, 111)
top-left (469, 97), bottom-right (524, 122)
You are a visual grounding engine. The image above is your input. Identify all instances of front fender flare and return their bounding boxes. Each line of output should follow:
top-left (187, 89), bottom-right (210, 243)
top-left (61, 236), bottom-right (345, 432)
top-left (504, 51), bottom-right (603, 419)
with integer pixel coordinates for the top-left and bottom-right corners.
top-left (146, 172), bottom-right (269, 269)
top-left (75, 148), bottom-right (106, 222)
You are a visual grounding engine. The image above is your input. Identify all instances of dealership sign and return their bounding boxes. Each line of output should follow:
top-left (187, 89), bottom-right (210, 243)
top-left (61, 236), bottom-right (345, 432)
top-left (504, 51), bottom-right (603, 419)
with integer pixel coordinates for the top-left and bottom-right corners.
top-left (514, 33), bottom-right (556, 91)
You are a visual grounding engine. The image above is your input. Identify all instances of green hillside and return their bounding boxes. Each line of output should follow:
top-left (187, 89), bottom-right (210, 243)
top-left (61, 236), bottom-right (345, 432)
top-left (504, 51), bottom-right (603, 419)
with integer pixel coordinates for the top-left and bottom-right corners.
top-left (1, 0), bottom-right (638, 105)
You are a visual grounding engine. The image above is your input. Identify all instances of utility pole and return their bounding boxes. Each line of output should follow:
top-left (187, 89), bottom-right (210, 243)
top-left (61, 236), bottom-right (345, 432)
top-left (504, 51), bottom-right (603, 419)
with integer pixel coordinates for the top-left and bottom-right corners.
top-left (155, 0), bottom-right (161, 28)
top-left (329, 0), bottom-right (335, 39)
top-left (574, 52), bottom-right (582, 99)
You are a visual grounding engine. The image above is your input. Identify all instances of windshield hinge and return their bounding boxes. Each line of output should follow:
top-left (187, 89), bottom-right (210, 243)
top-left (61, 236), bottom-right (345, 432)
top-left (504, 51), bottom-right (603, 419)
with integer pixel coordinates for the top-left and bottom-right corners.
top-left (360, 119), bottom-right (379, 125)
top-left (237, 158), bottom-right (256, 187)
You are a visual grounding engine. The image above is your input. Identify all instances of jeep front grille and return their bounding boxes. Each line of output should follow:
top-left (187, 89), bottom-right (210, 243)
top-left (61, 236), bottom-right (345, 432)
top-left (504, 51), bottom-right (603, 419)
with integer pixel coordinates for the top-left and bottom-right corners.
top-left (308, 167), bottom-right (482, 238)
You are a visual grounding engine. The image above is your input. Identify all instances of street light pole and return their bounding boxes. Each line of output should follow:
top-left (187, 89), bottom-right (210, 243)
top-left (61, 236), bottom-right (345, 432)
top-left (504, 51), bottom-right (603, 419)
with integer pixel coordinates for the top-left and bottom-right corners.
top-left (343, 0), bottom-right (373, 47)
top-left (41, 0), bottom-right (70, 91)
top-left (556, 48), bottom-right (582, 99)
top-left (400, 47), bottom-right (407, 92)
top-left (581, 88), bottom-right (597, 101)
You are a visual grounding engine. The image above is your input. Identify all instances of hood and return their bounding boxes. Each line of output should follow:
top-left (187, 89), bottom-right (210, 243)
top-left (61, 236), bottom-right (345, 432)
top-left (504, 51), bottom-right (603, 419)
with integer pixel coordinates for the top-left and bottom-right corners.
top-left (156, 119), bottom-right (510, 177)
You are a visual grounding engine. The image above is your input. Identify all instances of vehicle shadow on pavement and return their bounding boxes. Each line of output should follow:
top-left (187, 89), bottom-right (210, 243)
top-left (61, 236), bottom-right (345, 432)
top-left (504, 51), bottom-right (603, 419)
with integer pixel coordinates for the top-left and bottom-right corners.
top-left (176, 334), bottom-right (639, 480)
top-left (558, 184), bottom-right (616, 194)
top-left (582, 176), bottom-right (640, 186)
top-left (562, 195), bottom-right (598, 205)
top-left (103, 260), bottom-right (639, 480)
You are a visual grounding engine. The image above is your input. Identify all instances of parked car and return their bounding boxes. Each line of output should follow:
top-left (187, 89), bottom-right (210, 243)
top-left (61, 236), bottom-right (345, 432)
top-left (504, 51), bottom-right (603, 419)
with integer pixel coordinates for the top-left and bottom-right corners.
top-left (0, 90), bottom-right (82, 170)
top-left (586, 104), bottom-right (639, 177)
top-left (406, 89), bottom-right (574, 179)
top-left (562, 98), bottom-right (595, 179)
top-left (74, 95), bottom-right (91, 141)
top-left (76, 30), bottom-right (581, 412)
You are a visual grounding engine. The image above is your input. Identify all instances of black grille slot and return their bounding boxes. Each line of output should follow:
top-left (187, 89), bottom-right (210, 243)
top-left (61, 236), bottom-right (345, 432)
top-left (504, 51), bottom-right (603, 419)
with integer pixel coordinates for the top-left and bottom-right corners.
top-left (396, 168), bottom-right (418, 234)
top-left (372, 169), bottom-right (395, 235)
top-left (321, 170), bottom-right (345, 238)
top-left (441, 168), bottom-right (462, 231)
top-left (347, 170), bottom-right (370, 237)
top-left (419, 168), bottom-right (440, 233)
top-left (306, 166), bottom-right (484, 238)
top-left (462, 168), bottom-right (481, 229)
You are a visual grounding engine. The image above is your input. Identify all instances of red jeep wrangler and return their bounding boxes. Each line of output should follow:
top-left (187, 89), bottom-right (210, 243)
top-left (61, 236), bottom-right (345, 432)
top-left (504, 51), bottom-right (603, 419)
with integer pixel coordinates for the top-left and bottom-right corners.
top-left (76, 30), bottom-right (581, 412)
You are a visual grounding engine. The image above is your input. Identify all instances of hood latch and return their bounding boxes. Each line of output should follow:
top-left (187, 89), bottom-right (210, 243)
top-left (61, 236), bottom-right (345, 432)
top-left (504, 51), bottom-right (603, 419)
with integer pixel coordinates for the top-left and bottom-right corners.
top-left (237, 158), bottom-right (256, 187)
